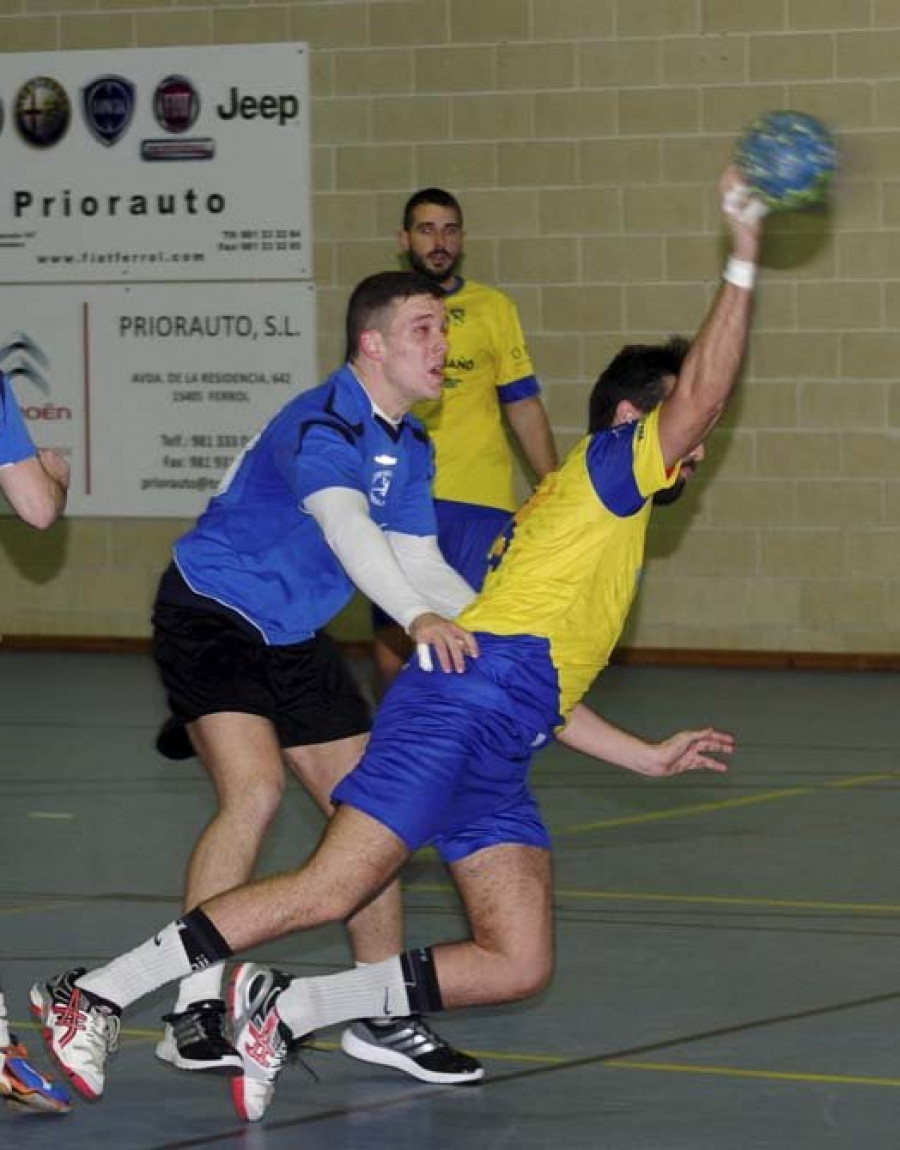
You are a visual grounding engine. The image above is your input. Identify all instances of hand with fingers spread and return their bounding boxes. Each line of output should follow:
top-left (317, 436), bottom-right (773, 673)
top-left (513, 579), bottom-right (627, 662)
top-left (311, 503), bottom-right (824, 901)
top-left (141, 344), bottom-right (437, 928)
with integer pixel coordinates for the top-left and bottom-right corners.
top-left (640, 727), bottom-right (736, 778)
top-left (409, 612), bottom-right (479, 674)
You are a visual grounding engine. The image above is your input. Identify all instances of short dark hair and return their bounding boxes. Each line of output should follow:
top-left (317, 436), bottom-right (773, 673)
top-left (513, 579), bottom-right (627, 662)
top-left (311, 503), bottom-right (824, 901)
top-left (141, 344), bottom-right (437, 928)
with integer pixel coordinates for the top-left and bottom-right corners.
top-left (588, 337), bottom-right (691, 433)
top-left (402, 187), bottom-right (464, 231)
top-left (345, 270), bottom-right (445, 362)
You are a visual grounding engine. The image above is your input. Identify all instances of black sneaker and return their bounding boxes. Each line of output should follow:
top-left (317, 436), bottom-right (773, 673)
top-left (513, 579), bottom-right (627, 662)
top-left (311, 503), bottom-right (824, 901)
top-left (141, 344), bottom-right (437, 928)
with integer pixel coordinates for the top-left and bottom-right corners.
top-left (155, 999), bottom-right (243, 1076)
top-left (341, 1017), bottom-right (483, 1085)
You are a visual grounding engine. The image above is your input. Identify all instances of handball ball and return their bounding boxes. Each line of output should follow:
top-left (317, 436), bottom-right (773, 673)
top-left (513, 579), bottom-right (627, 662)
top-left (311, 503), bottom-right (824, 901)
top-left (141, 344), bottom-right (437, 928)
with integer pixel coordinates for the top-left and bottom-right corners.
top-left (735, 110), bottom-right (837, 211)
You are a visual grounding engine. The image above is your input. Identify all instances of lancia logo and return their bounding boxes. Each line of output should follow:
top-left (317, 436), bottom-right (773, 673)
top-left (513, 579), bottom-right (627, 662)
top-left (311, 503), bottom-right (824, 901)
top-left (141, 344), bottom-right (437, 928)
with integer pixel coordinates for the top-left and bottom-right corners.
top-left (82, 75), bottom-right (135, 146)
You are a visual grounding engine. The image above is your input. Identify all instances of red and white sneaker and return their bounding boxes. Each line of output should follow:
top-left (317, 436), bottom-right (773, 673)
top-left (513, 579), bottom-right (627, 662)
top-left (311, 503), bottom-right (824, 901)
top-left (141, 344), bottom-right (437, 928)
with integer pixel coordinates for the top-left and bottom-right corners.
top-left (29, 968), bottom-right (121, 1101)
top-left (227, 963), bottom-right (297, 1122)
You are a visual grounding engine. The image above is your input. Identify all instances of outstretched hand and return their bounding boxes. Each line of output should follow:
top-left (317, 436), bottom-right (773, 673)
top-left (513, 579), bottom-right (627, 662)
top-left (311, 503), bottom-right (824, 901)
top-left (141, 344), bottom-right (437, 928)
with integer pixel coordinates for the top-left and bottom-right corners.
top-left (638, 726), bottom-right (736, 778)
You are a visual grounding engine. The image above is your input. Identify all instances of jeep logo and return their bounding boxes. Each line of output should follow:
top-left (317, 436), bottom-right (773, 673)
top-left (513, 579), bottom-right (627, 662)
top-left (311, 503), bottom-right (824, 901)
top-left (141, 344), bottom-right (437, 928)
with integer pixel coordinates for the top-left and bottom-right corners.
top-left (216, 87), bottom-right (300, 126)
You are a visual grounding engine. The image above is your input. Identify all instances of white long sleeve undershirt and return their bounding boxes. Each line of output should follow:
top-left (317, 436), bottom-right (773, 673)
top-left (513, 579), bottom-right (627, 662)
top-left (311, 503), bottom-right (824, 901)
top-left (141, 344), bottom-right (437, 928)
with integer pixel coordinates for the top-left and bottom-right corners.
top-left (303, 487), bottom-right (475, 631)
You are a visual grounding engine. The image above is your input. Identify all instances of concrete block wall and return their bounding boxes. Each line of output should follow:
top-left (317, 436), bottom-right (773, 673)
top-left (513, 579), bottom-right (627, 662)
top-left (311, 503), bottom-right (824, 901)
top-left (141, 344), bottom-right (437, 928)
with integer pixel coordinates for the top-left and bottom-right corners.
top-left (1, 0), bottom-right (898, 654)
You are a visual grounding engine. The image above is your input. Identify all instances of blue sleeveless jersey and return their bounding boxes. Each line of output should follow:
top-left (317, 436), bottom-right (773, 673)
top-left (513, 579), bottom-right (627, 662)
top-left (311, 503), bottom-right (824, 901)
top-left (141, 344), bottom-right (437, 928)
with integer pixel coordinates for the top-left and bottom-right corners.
top-left (174, 365), bottom-right (436, 645)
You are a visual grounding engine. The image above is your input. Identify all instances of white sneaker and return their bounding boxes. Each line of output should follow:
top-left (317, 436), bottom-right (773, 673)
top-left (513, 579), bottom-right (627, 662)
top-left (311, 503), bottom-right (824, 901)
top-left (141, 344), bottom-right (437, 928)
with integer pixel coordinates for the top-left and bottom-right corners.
top-left (341, 1017), bottom-right (483, 1084)
top-left (29, 968), bottom-right (121, 1100)
top-left (227, 963), bottom-right (296, 1122)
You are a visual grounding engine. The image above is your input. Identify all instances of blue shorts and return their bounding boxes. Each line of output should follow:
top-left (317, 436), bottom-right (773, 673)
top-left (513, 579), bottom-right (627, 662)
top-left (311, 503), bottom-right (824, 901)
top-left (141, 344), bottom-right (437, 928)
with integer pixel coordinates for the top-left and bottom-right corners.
top-left (332, 633), bottom-right (561, 863)
top-left (372, 500), bottom-right (510, 629)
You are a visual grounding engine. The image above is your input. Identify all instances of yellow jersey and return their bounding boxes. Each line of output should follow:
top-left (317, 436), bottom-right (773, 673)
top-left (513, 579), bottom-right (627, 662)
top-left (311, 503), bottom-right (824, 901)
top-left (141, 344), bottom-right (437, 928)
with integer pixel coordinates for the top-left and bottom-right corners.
top-left (413, 278), bottom-right (539, 513)
top-left (458, 406), bottom-right (680, 722)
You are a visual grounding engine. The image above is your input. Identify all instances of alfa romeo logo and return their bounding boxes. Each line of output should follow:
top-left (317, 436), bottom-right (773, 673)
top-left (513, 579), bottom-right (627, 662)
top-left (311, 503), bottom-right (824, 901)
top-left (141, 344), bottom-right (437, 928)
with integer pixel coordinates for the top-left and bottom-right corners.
top-left (15, 77), bottom-right (71, 147)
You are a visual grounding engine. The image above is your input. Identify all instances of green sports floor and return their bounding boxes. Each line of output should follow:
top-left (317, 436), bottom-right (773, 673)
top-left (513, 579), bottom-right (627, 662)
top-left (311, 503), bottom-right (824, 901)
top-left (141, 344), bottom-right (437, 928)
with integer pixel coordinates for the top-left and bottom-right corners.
top-left (1, 650), bottom-right (899, 1149)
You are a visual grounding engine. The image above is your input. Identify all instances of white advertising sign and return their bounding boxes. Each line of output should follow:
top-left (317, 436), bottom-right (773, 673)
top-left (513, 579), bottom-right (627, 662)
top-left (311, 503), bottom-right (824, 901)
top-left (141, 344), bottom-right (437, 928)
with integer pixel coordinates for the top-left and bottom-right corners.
top-left (0, 281), bottom-right (316, 516)
top-left (0, 44), bottom-right (311, 282)
top-left (0, 44), bottom-right (315, 517)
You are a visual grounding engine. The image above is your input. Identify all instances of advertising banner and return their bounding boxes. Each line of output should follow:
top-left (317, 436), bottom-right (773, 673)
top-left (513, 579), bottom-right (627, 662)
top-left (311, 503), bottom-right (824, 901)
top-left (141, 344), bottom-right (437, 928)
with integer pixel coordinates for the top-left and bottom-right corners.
top-left (0, 43), bottom-right (311, 282)
top-left (0, 44), bottom-right (315, 517)
top-left (0, 281), bottom-right (316, 516)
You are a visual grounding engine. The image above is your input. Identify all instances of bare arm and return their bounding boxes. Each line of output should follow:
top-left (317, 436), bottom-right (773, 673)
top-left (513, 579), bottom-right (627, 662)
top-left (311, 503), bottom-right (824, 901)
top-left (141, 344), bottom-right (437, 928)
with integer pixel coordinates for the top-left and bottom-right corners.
top-left (0, 449), bottom-right (69, 529)
top-left (504, 394), bottom-right (558, 481)
top-left (657, 167), bottom-right (764, 470)
top-left (557, 701), bottom-right (735, 777)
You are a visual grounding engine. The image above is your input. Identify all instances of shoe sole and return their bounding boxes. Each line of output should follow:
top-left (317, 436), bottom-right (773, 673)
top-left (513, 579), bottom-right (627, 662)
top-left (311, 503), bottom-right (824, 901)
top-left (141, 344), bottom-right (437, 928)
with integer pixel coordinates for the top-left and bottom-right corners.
top-left (155, 1040), bottom-right (243, 1077)
top-left (3, 1087), bottom-right (72, 1114)
top-left (28, 986), bottom-right (101, 1102)
top-left (1, 1061), bottom-right (71, 1113)
top-left (340, 1029), bottom-right (484, 1085)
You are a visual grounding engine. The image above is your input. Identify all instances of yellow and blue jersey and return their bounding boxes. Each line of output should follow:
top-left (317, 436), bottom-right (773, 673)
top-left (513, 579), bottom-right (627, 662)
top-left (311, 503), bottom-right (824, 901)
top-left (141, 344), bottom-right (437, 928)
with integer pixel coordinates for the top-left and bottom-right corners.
top-left (458, 405), bottom-right (680, 723)
top-left (413, 278), bottom-right (539, 514)
top-left (335, 409), bottom-right (681, 860)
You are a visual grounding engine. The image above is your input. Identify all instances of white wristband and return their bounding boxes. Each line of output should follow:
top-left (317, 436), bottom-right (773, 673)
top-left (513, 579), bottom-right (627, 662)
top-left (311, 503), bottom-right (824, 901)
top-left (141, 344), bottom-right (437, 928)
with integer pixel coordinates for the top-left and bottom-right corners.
top-left (723, 257), bottom-right (756, 290)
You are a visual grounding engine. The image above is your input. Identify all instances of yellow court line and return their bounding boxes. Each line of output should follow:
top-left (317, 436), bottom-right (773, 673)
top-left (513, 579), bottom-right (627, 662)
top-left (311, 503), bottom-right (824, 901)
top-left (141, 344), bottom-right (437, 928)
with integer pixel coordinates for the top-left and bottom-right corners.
top-left (406, 881), bottom-right (900, 915)
top-left (826, 772), bottom-right (900, 790)
top-left (555, 769), bottom-right (900, 837)
top-left (607, 1059), bottom-right (900, 1089)
top-left (14, 1020), bottom-right (899, 1089)
top-left (558, 787), bottom-right (811, 835)
top-left (0, 900), bottom-right (87, 917)
top-left (552, 888), bottom-right (900, 913)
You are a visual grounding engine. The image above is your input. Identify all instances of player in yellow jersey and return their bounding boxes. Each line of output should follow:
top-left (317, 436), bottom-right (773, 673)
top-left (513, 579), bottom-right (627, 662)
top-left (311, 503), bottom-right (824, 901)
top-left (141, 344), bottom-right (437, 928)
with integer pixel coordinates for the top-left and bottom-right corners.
top-left (372, 188), bottom-right (558, 689)
top-left (32, 166), bottom-right (766, 1116)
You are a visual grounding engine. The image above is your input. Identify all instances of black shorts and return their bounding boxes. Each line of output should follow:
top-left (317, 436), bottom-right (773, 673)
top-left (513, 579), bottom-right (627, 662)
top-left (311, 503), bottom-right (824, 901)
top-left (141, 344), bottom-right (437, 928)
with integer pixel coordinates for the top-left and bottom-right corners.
top-left (152, 600), bottom-right (372, 761)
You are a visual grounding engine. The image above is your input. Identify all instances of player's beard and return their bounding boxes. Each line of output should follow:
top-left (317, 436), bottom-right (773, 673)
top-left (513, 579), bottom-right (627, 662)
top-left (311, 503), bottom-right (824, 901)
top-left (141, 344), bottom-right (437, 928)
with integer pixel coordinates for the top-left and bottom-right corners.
top-left (408, 247), bottom-right (461, 286)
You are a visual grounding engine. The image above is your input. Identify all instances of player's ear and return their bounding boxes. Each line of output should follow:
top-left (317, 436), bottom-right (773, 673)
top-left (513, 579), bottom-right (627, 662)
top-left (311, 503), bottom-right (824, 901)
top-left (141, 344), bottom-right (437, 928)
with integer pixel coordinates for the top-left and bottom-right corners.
top-left (614, 399), bottom-right (643, 426)
top-left (398, 228), bottom-right (411, 253)
top-left (359, 327), bottom-right (385, 362)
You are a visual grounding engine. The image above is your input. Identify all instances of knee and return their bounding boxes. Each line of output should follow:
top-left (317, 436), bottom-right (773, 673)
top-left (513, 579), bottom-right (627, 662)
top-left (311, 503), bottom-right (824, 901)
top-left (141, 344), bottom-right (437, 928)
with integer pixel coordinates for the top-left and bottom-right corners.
top-left (217, 772), bottom-right (285, 831)
top-left (500, 944), bottom-right (555, 1002)
top-left (507, 957), bottom-right (554, 1001)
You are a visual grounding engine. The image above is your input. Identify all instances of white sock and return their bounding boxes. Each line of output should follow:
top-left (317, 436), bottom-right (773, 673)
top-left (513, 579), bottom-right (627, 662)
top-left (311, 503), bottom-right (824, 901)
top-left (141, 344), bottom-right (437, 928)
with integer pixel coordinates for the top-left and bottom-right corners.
top-left (77, 921), bottom-right (195, 1010)
top-left (174, 962), bottom-right (225, 1012)
top-left (355, 960), bottom-right (394, 1024)
top-left (0, 989), bottom-right (10, 1047)
top-left (276, 956), bottom-right (412, 1038)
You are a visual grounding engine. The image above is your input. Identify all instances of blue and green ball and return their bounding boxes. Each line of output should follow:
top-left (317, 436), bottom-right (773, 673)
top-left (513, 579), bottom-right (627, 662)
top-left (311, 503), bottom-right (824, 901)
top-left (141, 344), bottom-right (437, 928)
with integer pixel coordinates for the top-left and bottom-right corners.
top-left (735, 110), bottom-right (837, 211)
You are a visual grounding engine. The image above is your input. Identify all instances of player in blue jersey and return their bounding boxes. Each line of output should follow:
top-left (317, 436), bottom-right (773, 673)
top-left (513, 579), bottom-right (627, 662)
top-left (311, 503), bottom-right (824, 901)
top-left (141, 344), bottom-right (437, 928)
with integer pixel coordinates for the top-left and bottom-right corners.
top-left (0, 371), bottom-right (71, 1114)
top-left (147, 272), bottom-right (483, 1106)
top-left (31, 167), bottom-right (766, 1122)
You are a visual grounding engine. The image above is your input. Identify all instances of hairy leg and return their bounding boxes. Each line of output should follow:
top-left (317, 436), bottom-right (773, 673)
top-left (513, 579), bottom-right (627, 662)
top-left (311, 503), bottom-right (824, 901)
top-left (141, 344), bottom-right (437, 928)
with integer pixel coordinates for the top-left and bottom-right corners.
top-left (435, 844), bottom-right (554, 1008)
top-left (203, 804), bottom-right (411, 948)
top-left (284, 735), bottom-right (404, 962)
top-left (182, 712), bottom-right (286, 910)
